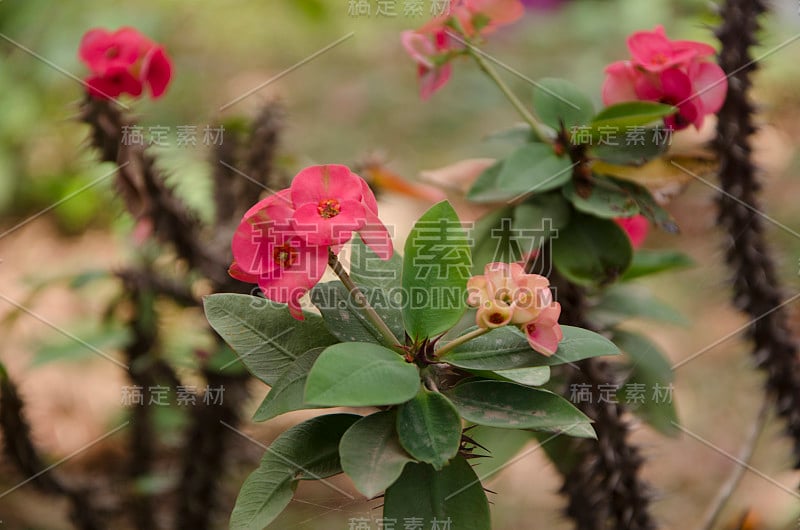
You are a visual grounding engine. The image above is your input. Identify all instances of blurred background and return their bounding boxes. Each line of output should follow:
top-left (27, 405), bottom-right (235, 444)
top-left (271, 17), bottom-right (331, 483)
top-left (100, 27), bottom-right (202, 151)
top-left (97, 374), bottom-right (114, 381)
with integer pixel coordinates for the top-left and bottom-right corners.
top-left (1, 0), bottom-right (800, 528)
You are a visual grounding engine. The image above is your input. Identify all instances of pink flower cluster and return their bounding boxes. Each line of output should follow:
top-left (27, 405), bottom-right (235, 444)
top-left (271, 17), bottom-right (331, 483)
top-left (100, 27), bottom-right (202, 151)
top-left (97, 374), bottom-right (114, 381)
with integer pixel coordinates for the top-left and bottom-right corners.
top-left (402, 0), bottom-right (525, 99)
top-left (602, 26), bottom-right (727, 130)
top-left (230, 165), bottom-right (393, 320)
top-left (79, 27), bottom-right (172, 100)
top-left (467, 262), bottom-right (563, 356)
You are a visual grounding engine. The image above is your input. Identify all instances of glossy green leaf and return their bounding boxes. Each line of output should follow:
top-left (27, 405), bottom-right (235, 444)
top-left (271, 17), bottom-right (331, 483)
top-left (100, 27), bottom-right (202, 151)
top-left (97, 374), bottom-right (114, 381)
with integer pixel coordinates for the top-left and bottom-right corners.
top-left (614, 330), bottom-right (679, 436)
top-left (470, 207), bottom-right (520, 274)
top-left (589, 128), bottom-right (669, 165)
top-left (252, 348), bottom-right (325, 422)
top-left (621, 249), bottom-right (694, 281)
top-left (310, 282), bottom-right (403, 346)
top-left (446, 381), bottom-right (595, 436)
top-left (348, 234), bottom-right (403, 290)
top-left (397, 389), bottom-right (462, 470)
top-left (467, 161), bottom-right (514, 203)
top-left (441, 325), bottom-right (620, 370)
top-left (203, 294), bottom-right (337, 385)
top-left (484, 122), bottom-right (536, 144)
top-left (533, 78), bottom-right (595, 131)
top-left (494, 144), bottom-right (574, 197)
top-left (612, 177), bottom-right (679, 233)
top-left (483, 365), bottom-right (551, 386)
top-left (551, 212), bottom-right (633, 286)
top-left (466, 425), bottom-right (533, 476)
top-left (589, 102), bottom-right (675, 132)
top-left (562, 176), bottom-right (639, 218)
top-left (513, 192), bottom-right (572, 241)
top-left (304, 342), bottom-right (419, 407)
top-left (339, 411), bottom-right (413, 498)
top-left (384, 457), bottom-right (491, 530)
top-left (403, 201), bottom-right (471, 340)
top-left (229, 414), bottom-right (359, 530)
top-left (589, 284), bottom-right (688, 327)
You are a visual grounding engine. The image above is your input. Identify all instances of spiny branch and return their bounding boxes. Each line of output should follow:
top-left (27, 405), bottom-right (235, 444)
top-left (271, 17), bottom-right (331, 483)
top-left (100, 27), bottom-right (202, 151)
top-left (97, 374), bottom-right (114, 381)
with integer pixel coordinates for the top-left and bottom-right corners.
top-left (713, 0), bottom-right (800, 468)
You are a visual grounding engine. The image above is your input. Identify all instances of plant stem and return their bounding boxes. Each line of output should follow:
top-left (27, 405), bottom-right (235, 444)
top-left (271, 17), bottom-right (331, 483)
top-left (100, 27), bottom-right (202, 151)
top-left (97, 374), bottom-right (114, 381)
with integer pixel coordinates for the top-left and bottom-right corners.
top-left (434, 326), bottom-right (490, 358)
top-left (696, 397), bottom-right (769, 530)
top-left (328, 250), bottom-right (402, 348)
top-left (465, 45), bottom-right (553, 143)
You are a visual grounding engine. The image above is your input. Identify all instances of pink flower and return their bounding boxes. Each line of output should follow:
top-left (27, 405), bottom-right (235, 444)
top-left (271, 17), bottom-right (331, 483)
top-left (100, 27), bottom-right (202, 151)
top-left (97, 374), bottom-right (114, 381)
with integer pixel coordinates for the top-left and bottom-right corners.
top-left (463, 0), bottom-right (525, 34)
top-left (230, 190), bottom-right (327, 320)
top-left (523, 303), bottom-right (563, 356)
top-left (401, 29), bottom-right (454, 100)
top-left (602, 26), bottom-right (727, 130)
top-left (467, 262), bottom-right (562, 355)
top-left (79, 27), bottom-right (172, 100)
top-left (614, 215), bottom-right (649, 249)
top-left (230, 165), bottom-right (394, 319)
top-left (289, 165), bottom-right (393, 258)
top-left (402, 0), bottom-right (524, 99)
top-left (626, 25), bottom-right (714, 73)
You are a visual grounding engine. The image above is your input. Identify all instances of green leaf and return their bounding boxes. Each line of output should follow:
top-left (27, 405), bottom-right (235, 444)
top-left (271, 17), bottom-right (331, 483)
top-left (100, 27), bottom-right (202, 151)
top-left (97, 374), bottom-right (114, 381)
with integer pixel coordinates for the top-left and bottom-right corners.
top-left (470, 207), bottom-right (520, 274)
top-left (621, 249), bottom-right (694, 281)
top-left (483, 366), bottom-right (551, 386)
top-left (494, 144), bottom-right (574, 197)
top-left (403, 201), bottom-right (471, 340)
top-left (533, 78), bottom-right (595, 131)
top-left (384, 456), bottom-right (491, 530)
top-left (466, 425), bottom-right (533, 476)
top-left (441, 325), bottom-right (620, 370)
top-left (484, 123), bottom-right (536, 144)
top-left (612, 177), bottom-right (679, 233)
top-left (589, 128), bottom-right (669, 165)
top-left (589, 102), bottom-right (675, 133)
top-left (397, 389), bottom-right (462, 470)
top-left (348, 234), bottom-right (403, 290)
top-left (310, 282), bottom-right (403, 346)
top-left (304, 342), bottom-right (419, 407)
top-left (203, 294), bottom-right (338, 386)
top-left (252, 348), bottom-right (326, 422)
top-left (589, 284), bottom-right (688, 327)
top-left (470, 195), bottom-right (569, 274)
top-left (467, 161), bottom-right (514, 203)
top-left (513, 192), bottom-right (572, 242)
top-left (339, 411), bottom-right (413, 498)
top-left (562, 176), bottom-right (639, 218)
top-left (551, 212), bottom-right (633, 286)
top-left (229, 414), bottom-right (360, 530)
top-left (445, 381), bottom-right (595, 436)
top-left (614, 330), bottom-right (679, 436)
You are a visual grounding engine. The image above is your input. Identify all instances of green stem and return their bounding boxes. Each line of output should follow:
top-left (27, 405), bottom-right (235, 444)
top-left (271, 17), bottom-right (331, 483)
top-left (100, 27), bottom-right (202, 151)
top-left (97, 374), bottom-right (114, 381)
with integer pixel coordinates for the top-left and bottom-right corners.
top-left (434, 326), bottom-right (490, 358)
top-left (466, 45), bottom-right (553, 143)
top-left (328, 251), bottom-right (402, 349)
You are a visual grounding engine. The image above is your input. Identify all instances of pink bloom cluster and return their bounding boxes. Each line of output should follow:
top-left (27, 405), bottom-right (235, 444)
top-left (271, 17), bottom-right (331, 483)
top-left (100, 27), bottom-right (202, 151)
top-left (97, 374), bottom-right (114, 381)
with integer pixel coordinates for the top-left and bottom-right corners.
top-left (614, 214), bottom-right (649, 249)
top-left (230, 165), bottom-right (393, 320)
top-left (602, 26), bottom-right (727, 130)
top-left (467, 262), bottom-right (563, 356)
top-left (79, 27), bottom-right (172, 100)
top-left (402, 0), bottom-right (525, 99)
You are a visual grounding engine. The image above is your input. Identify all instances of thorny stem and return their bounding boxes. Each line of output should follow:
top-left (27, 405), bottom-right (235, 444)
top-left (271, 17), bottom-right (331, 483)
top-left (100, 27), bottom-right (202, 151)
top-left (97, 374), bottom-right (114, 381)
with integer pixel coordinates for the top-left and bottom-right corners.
top-left (465, 44), bottom-right (553, 144)
top-left (434, 326), bottom-right (490, 358)
top-left (328, 250), bottom-right (402, 348)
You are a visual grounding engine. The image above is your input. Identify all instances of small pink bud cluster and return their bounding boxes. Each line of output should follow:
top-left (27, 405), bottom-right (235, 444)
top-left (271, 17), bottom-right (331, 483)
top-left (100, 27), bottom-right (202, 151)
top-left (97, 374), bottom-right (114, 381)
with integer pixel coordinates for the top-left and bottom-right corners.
top-left (467, 262), bottom-right (563, 356)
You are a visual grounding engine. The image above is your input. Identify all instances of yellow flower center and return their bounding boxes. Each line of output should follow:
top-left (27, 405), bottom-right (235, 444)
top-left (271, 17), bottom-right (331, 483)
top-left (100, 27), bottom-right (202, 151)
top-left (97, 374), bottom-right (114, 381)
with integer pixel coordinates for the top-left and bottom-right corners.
top-left (272, 243), bottom-right (298, 268)
top-left (317, 198), bottom-right (341, 219)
